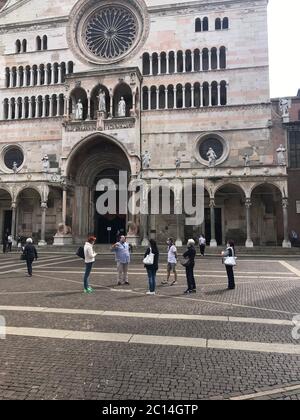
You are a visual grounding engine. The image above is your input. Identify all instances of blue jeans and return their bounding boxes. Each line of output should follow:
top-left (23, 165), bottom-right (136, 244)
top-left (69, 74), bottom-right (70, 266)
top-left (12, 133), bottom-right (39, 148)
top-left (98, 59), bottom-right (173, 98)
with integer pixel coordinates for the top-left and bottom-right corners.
top-left (83, 262), bottom-right (94, 290)
top-left (146, 267), bottom-right (157, 293)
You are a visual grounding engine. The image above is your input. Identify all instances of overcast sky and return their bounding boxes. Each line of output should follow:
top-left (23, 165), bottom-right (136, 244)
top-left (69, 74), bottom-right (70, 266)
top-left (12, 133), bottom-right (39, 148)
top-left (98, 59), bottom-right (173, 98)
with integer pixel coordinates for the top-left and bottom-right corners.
top-left (268, 0), bottom-right (299, 98)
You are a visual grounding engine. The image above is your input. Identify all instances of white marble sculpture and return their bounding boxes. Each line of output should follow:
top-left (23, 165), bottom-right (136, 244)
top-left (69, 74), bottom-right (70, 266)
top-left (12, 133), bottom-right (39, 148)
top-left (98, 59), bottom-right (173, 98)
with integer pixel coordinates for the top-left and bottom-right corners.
top-left (175, 158), bottom-right (181, 169)
top-left (243, 154), bottom-right (250, 167)
top-left (118, 97), bottom-right (126, 117)
top-left (277, 144), bottom-right (287, 166)
top-left (97, 90), bottom-right (106, 112)
top-left (75, 99), bottom-right (83, 120)
top-left (12, 162), bottom-right (18, 174)
top-left (142, 151), bottom-right (151, 169)
top-left (207, 148), bottom-right (217, 167)
top-left (42, 155), bottom-right (50, 172)
top-left (279, 98), bottom-right (291, 118)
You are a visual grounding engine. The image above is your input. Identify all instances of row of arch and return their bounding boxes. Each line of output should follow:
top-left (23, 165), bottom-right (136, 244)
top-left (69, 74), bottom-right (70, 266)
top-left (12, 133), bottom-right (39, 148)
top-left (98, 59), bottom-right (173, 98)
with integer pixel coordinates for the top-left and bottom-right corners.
top-left (3, 94), bottom-right (65, 120)
top-left (15, 35), bottom-right (48, 54)
top-left (195, 17), bottom-right (229, 32)
top-left (5, 61), bottom-right (74, 88)
top-left (142, 47), bottom-right (226, 76)
top-left (142, 81), bottom-right (227, 110)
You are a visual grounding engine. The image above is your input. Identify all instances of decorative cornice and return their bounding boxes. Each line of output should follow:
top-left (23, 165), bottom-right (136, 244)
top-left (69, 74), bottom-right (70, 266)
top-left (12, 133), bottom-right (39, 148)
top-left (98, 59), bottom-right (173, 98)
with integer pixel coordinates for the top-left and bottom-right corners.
top-left (0, 16), bottom-right (68, 34)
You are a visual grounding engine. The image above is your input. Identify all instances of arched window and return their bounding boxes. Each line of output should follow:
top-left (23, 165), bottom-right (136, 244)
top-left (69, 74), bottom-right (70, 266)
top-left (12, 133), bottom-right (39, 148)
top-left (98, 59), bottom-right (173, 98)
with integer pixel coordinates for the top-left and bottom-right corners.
top-left (211, 48), bottom-right (218, 70)
top-left (25, 66), bottom-right (30, 86)
top-left (15, 40), bottom-right (21, 54)
top-left (11, 98), bottom-right (16, 119)
top-left (195, 18), bottom-right (202, 33)
top-left (32, 65), bottom-right (38, 86)
top-left (150, 86), bottom-right (157, 110)
top-left (220, 81), bottom-right (227, 105)
top-left (142, 87), bottom-right (149, 110)
top-left (36, 36), bottom-right (42, 51)
top-left (176, 84), bottom-right (183, 108)
top-left (40, 64), bottom-right (45, 85)
top-left (220, 46), bottom-right (226, 69)
top-left (37, 96), bottom-right (43, 118)
top-left (177, 51), bottom-right (183, 73)
top-left (185, 50), bottom-right (192, 72)
top-left (203, 82), bottom-right (210, 107)
top-left (43, 35), bottom-right (48, 50)
top-left (3, 98), bottom-right (9, 120)
top-left (194, 49), bottom-right (200, 71)
top-left (152, 53), bottom-right (158, 76)
top-left (5, 68), bottom-right (10, 88)
top-left (12, 67), bottom-right (17, 87)
top-left (24, 97), bottom-right (29, 118)
top-left (59, 94), bottom-right (65, 116)
top-left (160, 52), bottom-right (167, 74)
top-left (211, 81), bottom-right (218, 106)
top-left (168, 51), bottom-right (175, 74)
top-left (45, 95), bottom-right (50, 117)
top-left (185, 83), bottom-right (192, 108)
top-left (159, 85), bottom-right (165, 109)
top-left (31, 96), bottom-right (36, 118)
top-left (60, 62), bottom-right (66, 83)
top-left (51, 95), bottom-right (57, 117)
top-left (18, 67), bottom-right (24, 87)
top-left (194, 83), bottom-right (201, 108)
top-left (167, 85), bottom-right (174, 109)
top-left (53, 63), bottom-right (59, 84)
top-left (215, 18), bottom-right (221, 30)
top-left (67, 61), bottom-right (74, 74)
top-left (222, 17), bottom-right (229, 30)
top-left (142, 53), bottom-right (150, 75)
top-left (22, 39), bottom-right (27, 53)
top-left (203, 17), bottom-right (209, 31)
top-left (17, 97), bottom-right (22, 119)
top-left (202, 48), bottom-right (209, 71)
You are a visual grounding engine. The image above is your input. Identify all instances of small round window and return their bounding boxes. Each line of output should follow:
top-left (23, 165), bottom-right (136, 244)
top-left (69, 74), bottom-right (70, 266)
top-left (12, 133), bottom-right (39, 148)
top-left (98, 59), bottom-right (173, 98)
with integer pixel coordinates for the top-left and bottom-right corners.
top-left (4, 147), bottom-right (24, 170)
top-left (199, 137), bottom-right (224, 162)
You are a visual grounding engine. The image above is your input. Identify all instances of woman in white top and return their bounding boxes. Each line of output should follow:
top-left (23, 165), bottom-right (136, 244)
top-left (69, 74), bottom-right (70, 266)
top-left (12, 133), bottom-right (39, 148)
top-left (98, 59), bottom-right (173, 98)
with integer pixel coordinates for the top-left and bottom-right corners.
top-left (83, 236), bottom-right (97, 294)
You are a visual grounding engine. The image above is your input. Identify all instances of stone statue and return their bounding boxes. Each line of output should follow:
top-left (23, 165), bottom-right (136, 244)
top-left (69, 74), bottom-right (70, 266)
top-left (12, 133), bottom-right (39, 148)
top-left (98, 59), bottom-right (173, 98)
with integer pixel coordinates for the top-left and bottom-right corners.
top-left (175, 158), bottom-right (181, 169)
top-left (277, 144), bottom-right (287, 166)
top-left (57, 223), bottom-right (72, 236)
top-left (12, 162), bottom-right (18, 174)
top-left (207, 148), bottom-right (217, 167)
top-left (279, 98), bottom-right (291, 118)
top-left (243, 154), bottom-right (250, 167)
top-left (118, 97), bottom-right (126, 117)
top-left (42, 155), bottom-right (50, 173)
top-left (75, 99), bottom-right (83, 120)
top-left (97, 90), bottom-right (106, 112)
top-left (142, 151), bottom-right (151, 169)
top-left (127, 221), bottom-right (138, 236)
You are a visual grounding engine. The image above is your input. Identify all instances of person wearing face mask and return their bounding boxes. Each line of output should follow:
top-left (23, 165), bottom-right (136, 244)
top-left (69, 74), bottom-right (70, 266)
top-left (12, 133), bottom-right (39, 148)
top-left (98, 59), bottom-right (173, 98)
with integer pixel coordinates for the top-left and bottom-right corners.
top-left (112, 235), bottom-right (131, 286)
top-left (162, 238), bottom-right (178, 286)
top-left (222, 240), bottom-right (236, 290)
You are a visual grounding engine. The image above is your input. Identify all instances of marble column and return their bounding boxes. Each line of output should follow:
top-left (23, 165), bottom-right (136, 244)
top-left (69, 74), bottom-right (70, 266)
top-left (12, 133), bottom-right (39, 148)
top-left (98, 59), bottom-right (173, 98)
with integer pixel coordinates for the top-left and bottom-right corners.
top-left (149, 55), bottom-right (153, 76)
top-left (51, 65), bottom-right (55, 85)
top-left (282, 198), bottom-right (292, 248)
top-left (9, 70), bottom-right (13, 88)
top-left (191, 52), bottom-right (195, 72)
top-left (38, 202), bottom-right (48, 246)
top-left (182, 87), bottom-right (186, 108)
top-left (173, 88), bottom-right (177, 109)
top-left (87, 95), bottom-right (91, 120)
top-left (218, 83), bottom-right (221, 106)
top-left (183, 53), bottom-right (186, 73)
top-left (174, 53), bottom-right (178, 73)
top-left (166, 53), bottom-right (170, 74)
top-left (11, 202), bottom-right (17, 241)
top-left (21, 98), bottom-right (26, 119)
top-left (49, 96), bottom-right (53, 117)
top-left (210, 198), bottom-right (217, 247)
top-left (217, 49), bottom-right (220, 70)
top-left (29, 98), bottom-right (33, 118)
top-left (158, 55), bottom-right (161, 75)
top-left (245, 199), bottom-right (254, 248)
top-left (42, 98), bottom-right (46, 118)
top-left (8, 99), bottom-right (12, 120)
top-left (148, 87), bottom-right (151, 110)
top-left (62, 189), bottom-right (67, 226)
top-left (175, 199), bottom-right (183, 247)
top-left (191, 86), bottom-right (195, 108)
top-left (200, 85), bottom-right (204, 107)
top-left (30, 68), bottom-right (34, 86)
top-left (16, 70), bottom-right (20, 87)
top-left (165, 88), bottom-right (168, 109)
top-left (156, 88), bottom-right (159, 110)
top-left (58, 65), bottom-right (62, 84)
top-left (37, 68), bottom-right (41, 86)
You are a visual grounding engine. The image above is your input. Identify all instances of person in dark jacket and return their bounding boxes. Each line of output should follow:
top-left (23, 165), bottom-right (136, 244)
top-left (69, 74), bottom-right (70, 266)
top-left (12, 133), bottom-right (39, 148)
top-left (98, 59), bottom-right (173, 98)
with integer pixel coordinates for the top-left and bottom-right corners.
top-left (2, 229), bottom-right (9, 254)
top-left (222, 240), bottom-right (236, 290)
top-left (183, 239), bottom-right (197, 294)
top-left (144, 239), bottom-right (159, 295)
top-left (23, 238), bottom-right (38, 277)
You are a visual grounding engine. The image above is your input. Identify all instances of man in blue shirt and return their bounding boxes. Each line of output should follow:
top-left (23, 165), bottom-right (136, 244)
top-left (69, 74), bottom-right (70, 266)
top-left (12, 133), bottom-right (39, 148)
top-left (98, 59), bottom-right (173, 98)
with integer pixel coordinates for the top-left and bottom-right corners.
top-left (112, 235), bottom-right (131, 285)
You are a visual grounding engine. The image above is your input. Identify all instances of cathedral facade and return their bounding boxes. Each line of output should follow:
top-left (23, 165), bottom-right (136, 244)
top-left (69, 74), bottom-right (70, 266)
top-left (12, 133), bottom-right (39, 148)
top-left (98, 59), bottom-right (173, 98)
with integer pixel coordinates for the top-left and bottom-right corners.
top-left (0, 0), bottom-right (291, 247)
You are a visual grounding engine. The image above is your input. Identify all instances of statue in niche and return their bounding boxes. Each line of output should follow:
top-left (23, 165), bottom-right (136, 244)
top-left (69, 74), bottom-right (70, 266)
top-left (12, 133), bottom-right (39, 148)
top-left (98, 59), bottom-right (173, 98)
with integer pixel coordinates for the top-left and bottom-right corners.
top-left (279, 98), bottom-right (291, 118)
top-left (142, 151), bottom-right (151, 169)
top-left (276, 144), bottom-right (287, 166)
top-left (12, 162), bottom-right (18, 174)
top-left (118, 97), bottom-right (126, 117)
top-left (75, 99), bottom-right (83, 120)
top-left (42, 155), bottom-right (50, 173)
top-left (97, 90), bottom-right (107, 112)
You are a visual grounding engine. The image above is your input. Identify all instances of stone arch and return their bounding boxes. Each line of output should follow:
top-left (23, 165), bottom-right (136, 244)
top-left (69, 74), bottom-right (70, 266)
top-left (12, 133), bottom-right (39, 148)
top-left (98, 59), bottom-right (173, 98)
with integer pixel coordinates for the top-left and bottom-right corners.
top-left (150, 85), bottom-right (156, 110)
top-left (36, 36), bottom-right (42, 51)
top-left (15, 40), bottom-right (21, 54)
top-left (142, 86), bottom-right (149, 110)
top-left (142, 52), bottom-right (150, 75)
top-left (167, 84), bottom-right (174, 108)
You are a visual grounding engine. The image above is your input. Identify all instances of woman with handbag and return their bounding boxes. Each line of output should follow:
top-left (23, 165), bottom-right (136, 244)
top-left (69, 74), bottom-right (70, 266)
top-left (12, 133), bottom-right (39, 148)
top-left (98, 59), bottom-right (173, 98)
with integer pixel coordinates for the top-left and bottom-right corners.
top-left (222, 240), bottom-right (236, 290)
top-left (182, 239), bottom-right (197, 295)
top-left (144, 239), bottom-right (159, 295)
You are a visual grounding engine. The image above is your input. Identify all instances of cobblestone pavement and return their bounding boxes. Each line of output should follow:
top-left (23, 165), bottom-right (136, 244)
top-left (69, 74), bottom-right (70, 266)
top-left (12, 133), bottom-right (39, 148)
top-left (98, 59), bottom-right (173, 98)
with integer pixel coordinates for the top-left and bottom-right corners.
top-left (0, 252), bottom-right (299, 400)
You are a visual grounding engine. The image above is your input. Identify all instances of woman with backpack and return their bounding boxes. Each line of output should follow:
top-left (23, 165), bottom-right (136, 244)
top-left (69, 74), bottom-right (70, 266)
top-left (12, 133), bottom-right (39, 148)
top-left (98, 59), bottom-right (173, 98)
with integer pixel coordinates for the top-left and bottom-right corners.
top-left (222, 240), bottom-right (236, 290)
top-left (143, 239), bottom-right (159, 295)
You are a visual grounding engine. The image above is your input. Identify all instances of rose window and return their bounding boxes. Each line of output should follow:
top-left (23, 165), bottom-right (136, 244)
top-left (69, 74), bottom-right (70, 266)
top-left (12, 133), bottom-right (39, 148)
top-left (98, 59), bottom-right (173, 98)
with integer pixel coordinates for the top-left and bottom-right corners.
top-left (85, 6), bottom-right (138, 60)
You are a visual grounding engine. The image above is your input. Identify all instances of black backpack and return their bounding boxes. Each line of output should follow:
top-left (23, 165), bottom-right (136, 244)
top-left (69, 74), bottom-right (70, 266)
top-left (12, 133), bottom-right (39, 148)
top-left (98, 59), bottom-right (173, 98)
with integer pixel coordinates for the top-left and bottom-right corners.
top-left (76, 246), bottom-right (85, 259)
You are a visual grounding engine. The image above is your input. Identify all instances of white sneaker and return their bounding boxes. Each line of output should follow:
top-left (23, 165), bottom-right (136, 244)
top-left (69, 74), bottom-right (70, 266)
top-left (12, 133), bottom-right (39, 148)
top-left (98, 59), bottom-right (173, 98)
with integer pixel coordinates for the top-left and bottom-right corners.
top-left (146, 291), bottom-right (155, 295)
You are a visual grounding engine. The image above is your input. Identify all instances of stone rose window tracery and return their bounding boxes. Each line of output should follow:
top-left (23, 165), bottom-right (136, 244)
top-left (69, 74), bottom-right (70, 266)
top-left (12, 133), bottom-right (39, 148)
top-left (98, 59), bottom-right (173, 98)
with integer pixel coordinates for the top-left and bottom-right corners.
top-left (85, 6), bottom-right (138, 60)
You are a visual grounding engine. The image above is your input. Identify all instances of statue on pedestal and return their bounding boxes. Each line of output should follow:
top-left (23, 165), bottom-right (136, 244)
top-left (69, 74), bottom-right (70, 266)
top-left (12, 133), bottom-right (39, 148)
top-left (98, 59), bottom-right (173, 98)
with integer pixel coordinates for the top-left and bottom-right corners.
top-left (42, 155), bottom-right (50, 173)
top-left (243, 154), bottom-right (250, 167)
top-left (118, 97), bottom-right (126, 117)
top-left (75, 99), bottom-right (83, 120)
top-left (142, 151), bottom-right (151, 169)
top-left (175, 158), bottom-right (181, 169)
top-left (12, 162), bottom-right (18, 174)
top-left (97, 90), bottom-right (107, 113)
top-left (277, 144), bottom-right (287, 166)
top-left (207, 148), bottom-right (217, 167)
top-left (279, 98), bottom-right (291, 118)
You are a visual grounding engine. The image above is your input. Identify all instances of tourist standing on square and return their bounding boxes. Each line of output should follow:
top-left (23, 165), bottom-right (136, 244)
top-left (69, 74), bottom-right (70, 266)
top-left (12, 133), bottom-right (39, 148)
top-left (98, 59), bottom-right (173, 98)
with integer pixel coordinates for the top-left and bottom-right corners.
top-left (162, 238), bottom-right (178, 286)
top-left (23, 238), bottom-right (38, 277)
top-left (2, 229), bottom-right (9, 253)
top-left (144, 239), bottom-right (159, 295)
top-left (199, 234), bottom-right (206, 256)
top-left (183, 239), bottom-right (197, 294)
top-left (83, 236), bottom-right (97, 294)
top-left (7, 234), bottom-right (13, 252)
top-left (112, 235), bottom-right (131, 285)
top-left (222, 240), bottom-right (236, 290)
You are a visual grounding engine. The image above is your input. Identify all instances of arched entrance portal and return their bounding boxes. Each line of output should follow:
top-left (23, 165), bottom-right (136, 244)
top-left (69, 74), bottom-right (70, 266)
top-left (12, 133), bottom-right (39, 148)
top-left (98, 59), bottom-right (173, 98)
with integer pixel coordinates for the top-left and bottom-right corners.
top-left (68, 135), bottom-right (132, 244)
